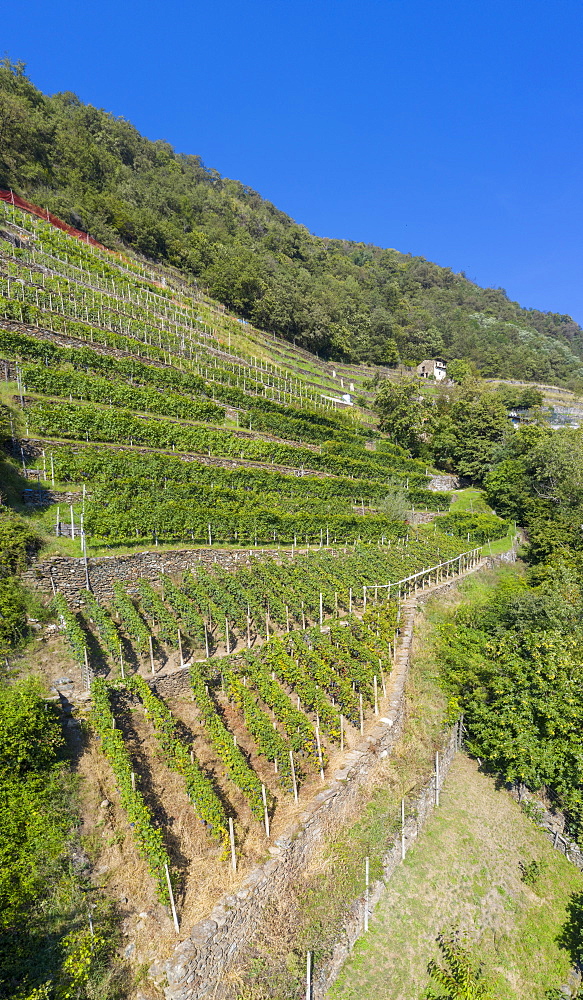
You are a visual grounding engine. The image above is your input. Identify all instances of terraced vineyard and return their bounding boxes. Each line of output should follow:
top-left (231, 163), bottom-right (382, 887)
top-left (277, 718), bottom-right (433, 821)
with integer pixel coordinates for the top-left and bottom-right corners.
top-left (48, 539), bottom-right (479, 907)
top-left (0, 200), bottom-right (454, 554)
top-left (0, 200), bottom-right (488, 933)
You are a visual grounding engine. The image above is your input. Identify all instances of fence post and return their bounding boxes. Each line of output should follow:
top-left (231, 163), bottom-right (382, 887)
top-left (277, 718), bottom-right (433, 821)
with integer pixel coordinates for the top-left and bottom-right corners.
top-left (164, 864), bottom-right (180, 934)
top-left (229, 817), bottom-right (237, 872)
top-left (83, 533), bottom-right (90, 590)
top-left (83, 645), bottom-right (90, 691)
top-left (401, 798), bottom-right (406, 859)
top-left (435, 751), bottom-right (440, 807)
top-left (262, 784), bottom-right (270, 838)
top-left (364, 856), bottom-right (370, 932)
top-left (306, 951), bottom-right (312, 1000)
top-left (315, 718), bottom-right (325, 781)
top-left (290, 750), bottom-right (298, 803)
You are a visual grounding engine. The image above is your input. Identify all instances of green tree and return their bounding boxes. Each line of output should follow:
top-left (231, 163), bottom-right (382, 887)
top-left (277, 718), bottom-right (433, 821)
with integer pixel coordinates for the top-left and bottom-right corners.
top-left (423, 934), bottom-right (494, 999)
top-left (373, 379), bottom-right (424, 454)
top-left (446, 359), bottom-right (479, 385)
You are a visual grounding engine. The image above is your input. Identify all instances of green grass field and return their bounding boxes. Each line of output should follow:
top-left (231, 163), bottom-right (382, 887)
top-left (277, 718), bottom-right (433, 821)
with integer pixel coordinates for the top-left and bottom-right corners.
top-left (329, 754), bottom-right (582, 1000)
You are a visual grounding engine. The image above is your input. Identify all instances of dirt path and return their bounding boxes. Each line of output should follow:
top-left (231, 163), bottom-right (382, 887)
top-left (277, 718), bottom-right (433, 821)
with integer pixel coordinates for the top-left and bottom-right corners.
top-left (328, 754), bottom-right (582, 1000)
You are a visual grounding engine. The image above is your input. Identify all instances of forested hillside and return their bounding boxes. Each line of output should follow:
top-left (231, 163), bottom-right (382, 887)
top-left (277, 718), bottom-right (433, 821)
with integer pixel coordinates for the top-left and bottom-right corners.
top-left (2, 53), bottom-right (583, 1000)
top-left (1, 58), bottom-right (582, 385)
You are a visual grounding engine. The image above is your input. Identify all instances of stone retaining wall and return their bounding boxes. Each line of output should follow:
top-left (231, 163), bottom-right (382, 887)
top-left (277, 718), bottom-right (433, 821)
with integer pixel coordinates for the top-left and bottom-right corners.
top-left (22, 546), bottom-right (299, 606)
top-left (427, 473), bottom-right (459, 491)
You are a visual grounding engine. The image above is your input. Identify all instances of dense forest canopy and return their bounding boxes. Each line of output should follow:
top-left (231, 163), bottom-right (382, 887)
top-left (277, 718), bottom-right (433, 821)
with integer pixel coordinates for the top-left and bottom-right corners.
top-left (1, 58), bottom-right (582, 385)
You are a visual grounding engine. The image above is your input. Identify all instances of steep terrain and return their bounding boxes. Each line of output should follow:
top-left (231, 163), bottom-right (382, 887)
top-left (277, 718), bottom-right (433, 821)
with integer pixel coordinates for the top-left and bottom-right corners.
top-left (1, 65), bottom-right (583, 1000)
top-left (0, 193), bottom-right (501, 999)
top-left (1, 58), bottom-right (582, 384)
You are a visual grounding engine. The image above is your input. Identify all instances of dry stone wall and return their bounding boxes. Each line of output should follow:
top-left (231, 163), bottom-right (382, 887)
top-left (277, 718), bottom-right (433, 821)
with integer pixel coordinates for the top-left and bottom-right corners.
top-left (428, 473), bottom-right (459, 491)
top-left (21, 546), bottom-right (296, 607)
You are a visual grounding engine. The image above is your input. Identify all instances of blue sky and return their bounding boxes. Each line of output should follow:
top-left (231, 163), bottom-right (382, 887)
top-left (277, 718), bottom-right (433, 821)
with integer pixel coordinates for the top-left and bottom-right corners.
top-left (5, 0), bottom-right (583, 322)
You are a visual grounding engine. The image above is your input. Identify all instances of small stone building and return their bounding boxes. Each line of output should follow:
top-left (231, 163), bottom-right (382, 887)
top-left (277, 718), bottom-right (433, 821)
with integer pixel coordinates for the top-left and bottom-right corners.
top-left (417, 358), bottom-right (447, 381)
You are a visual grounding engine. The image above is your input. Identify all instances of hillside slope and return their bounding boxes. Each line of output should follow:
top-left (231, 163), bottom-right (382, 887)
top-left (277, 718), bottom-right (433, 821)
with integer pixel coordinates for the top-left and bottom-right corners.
top-left (1, 58), bottom-right (582, 385)
top-left (329, 754), bottom-right (582, 1000)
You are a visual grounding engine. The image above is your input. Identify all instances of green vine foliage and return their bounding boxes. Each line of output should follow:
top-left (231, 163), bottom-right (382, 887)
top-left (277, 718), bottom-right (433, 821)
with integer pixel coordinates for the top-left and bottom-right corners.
top-left (81, 589), bottom-right (120, 662)
top-left (125, 674), bottom-right (229, 847)
top-left (21, 363), bottom-right (225, 424)
top-left (162, 577), bottom-right (208, 648)
top-left (189, 664), bottom-right (266, 819)
top-left (423, 933), bottom-right (494, 999)
top-left (239, 651), bottom-right (319, 764)
top-left (45, 444), bottom-right (444, 509)
top-left (53, 593), bottom-right (87, 666)
top-left (221, 663), bottom-right (295, 786)
top-left (90, 678), bottom-right (172, 902)
top-left (137, 579), bottom-right (181, 647)
top-left (111, 583), bottom-right (150, 655)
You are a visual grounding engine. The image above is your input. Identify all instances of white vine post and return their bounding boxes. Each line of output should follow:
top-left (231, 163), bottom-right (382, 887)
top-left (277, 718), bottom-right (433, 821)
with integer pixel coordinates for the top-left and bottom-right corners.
top-left (178, 629), bottom-right (183, 667)
top-left (55, 505), bottom-right (60, 536)
top-left (83, 646), bottom-right (90, 692)
top-left (315, 719), bottom-right (325, 781)
top-left (340, 713), bottom-right (344, 752)
top-left (50, 452), bottom-right (55, 486)
top-left (149, 635), bottom-right (155, 675)
top-left (228, 817), bottom-right (237, 872)
top-left (364, 856), bottom-right (370, 932)
top-left (435, 751), bottom-right (440, 807)
top-left (82, 532), bottom-right (90, 590)
top-left (119, 643), bottom-right (125, 680)
top-left (70, 504), bottom-right (75, 540)
top-left (373, 675), bottom-right (379, 715)
top-left (319, 592), bottom-right (323, 626)
top-left (261, 784), bottom-right (270, 837)
top-left (359, 693), bottom-right (364, 735)
top-left (306, 951), bottom-right (312, 1000)
top-left (401, 798), bottom-right (406, 859)
top-left (164, 864), bottom-right (180, 934)
top-left (289, 750), bottom-right (298, 803)
top-left (247, 606), bottom-right (251, 648)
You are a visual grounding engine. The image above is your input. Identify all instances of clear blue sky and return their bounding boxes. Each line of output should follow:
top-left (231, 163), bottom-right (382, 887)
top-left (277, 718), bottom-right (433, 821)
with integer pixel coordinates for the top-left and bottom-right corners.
top-left (5, 0), bottom-right (583, 322)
